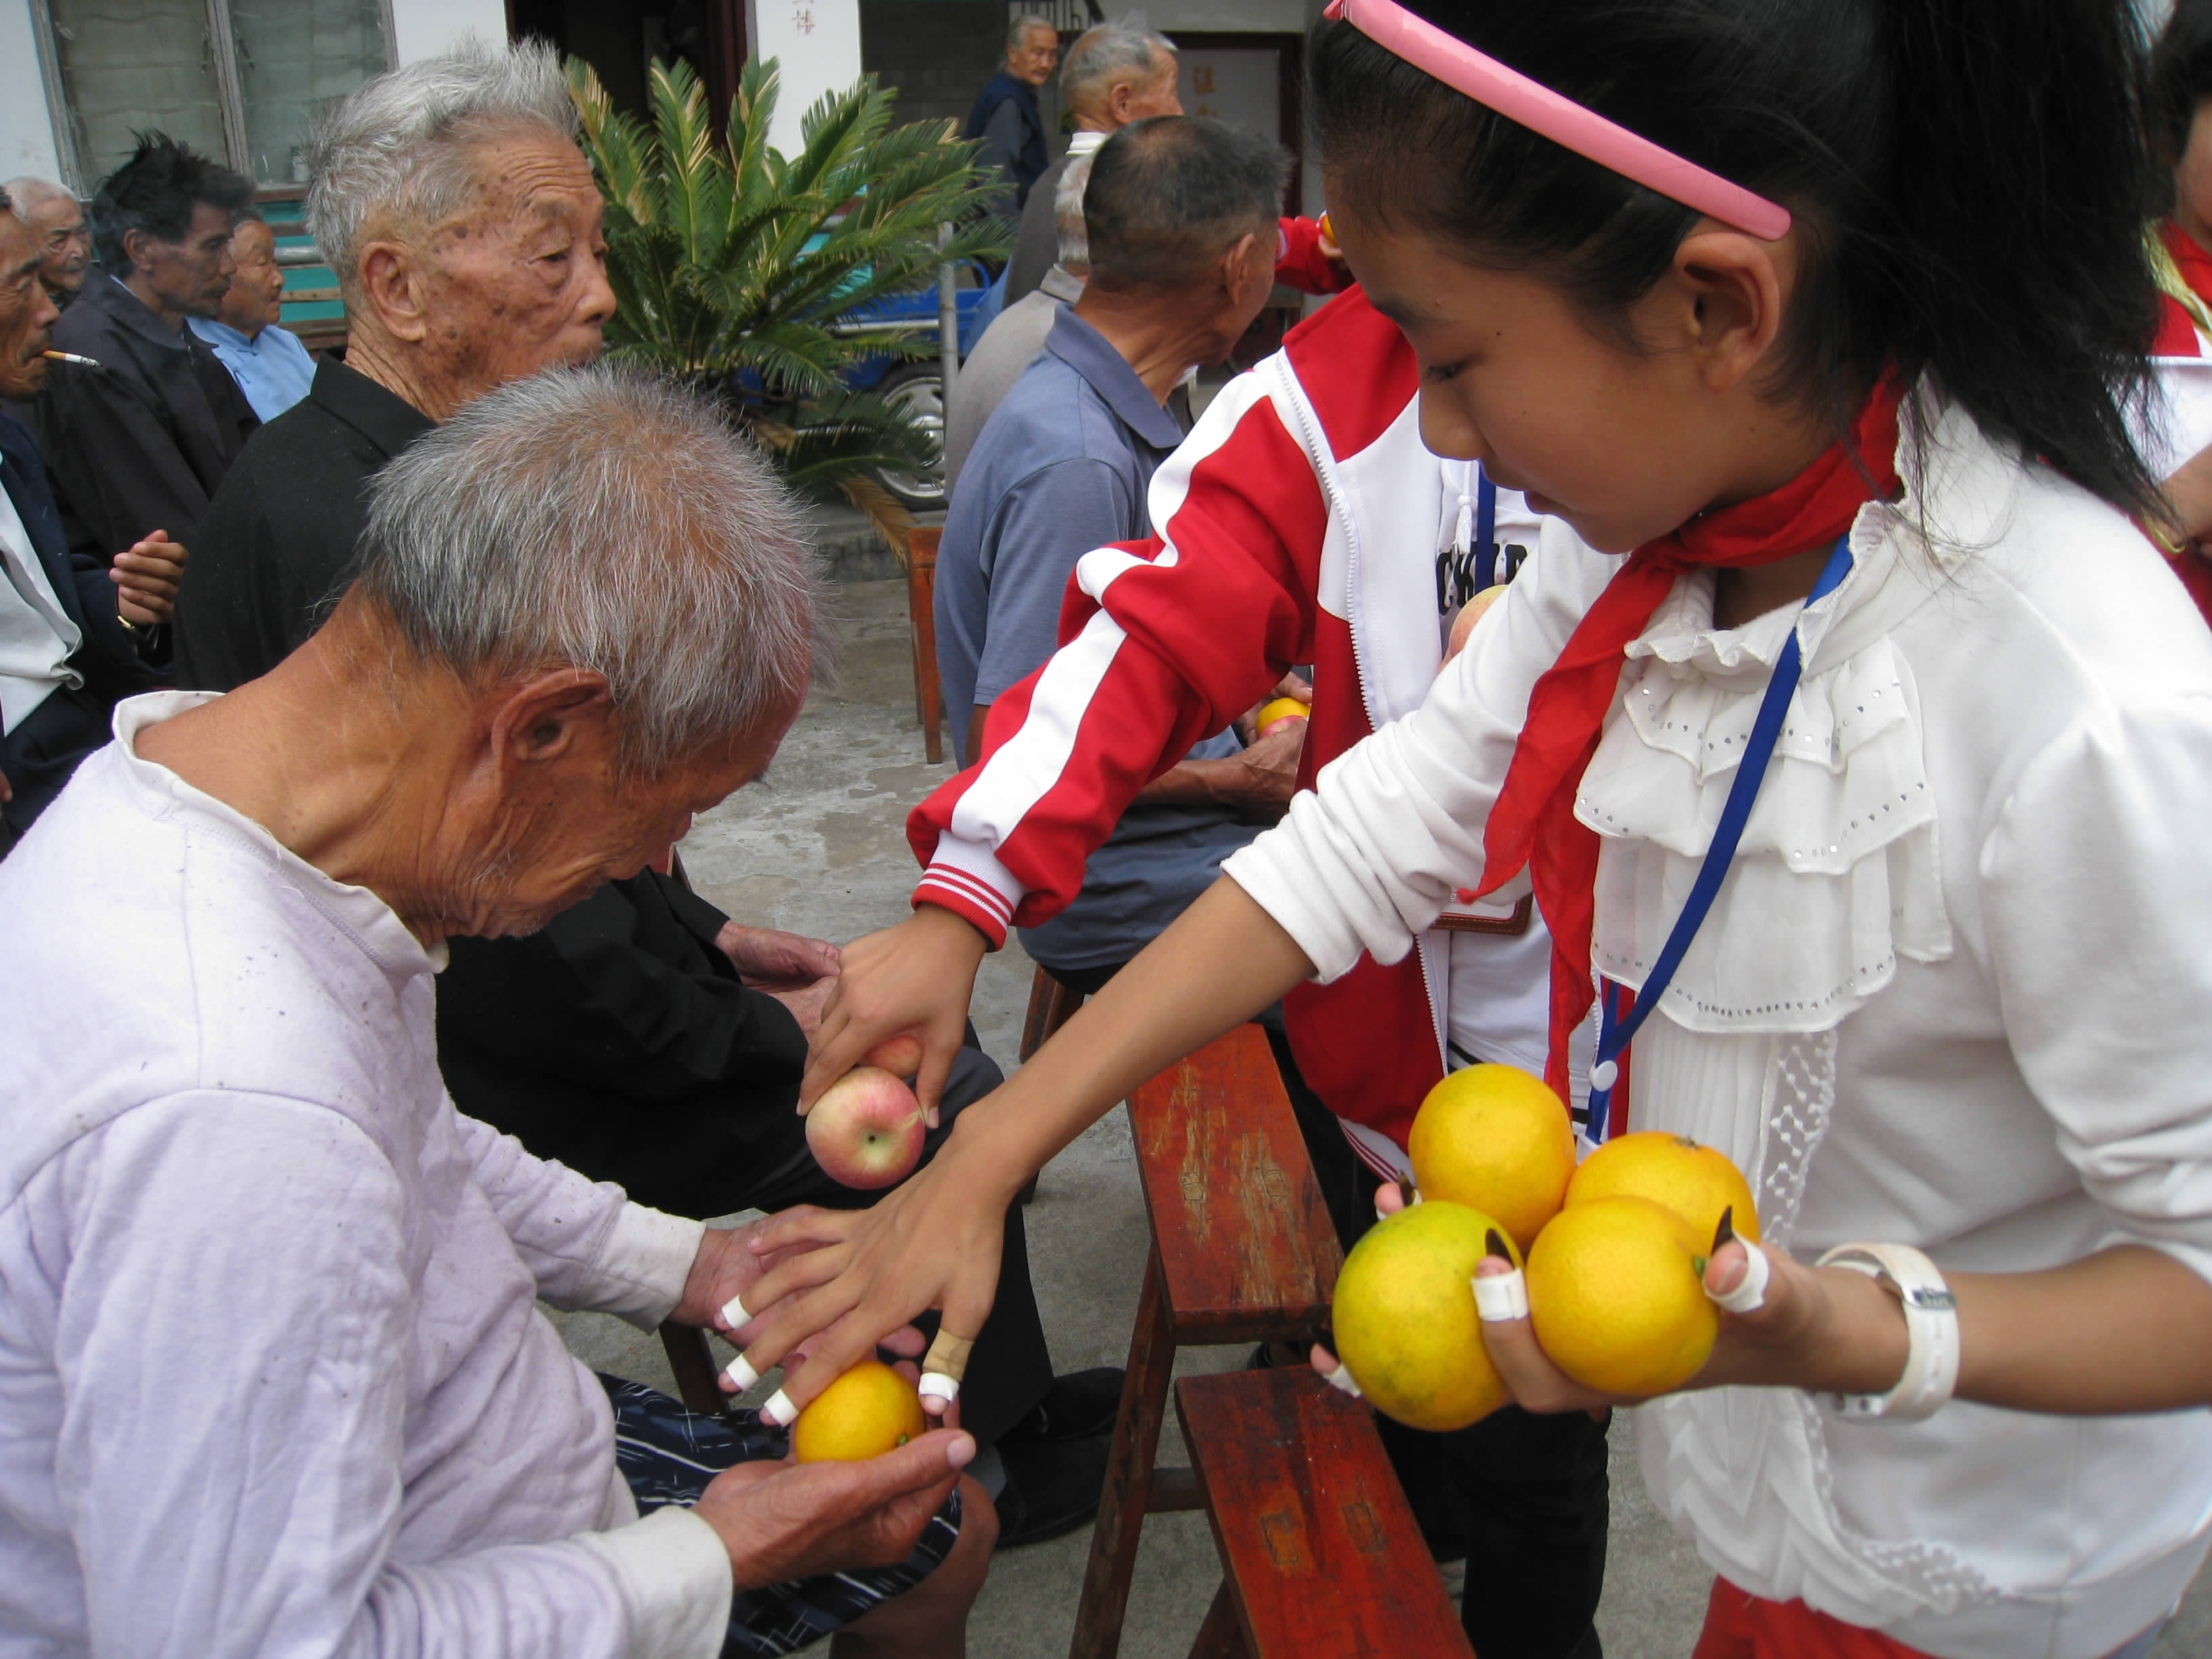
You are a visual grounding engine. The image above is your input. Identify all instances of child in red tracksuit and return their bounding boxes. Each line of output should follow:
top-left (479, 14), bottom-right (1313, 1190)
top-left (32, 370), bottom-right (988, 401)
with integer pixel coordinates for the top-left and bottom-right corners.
top-left (805, 277), bottom-right (1603, 1655)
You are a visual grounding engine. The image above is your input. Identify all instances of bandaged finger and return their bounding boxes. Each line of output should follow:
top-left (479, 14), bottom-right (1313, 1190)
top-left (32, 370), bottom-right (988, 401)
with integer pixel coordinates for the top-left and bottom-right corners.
top-left (919, 1332), bottom-right (974, 1412)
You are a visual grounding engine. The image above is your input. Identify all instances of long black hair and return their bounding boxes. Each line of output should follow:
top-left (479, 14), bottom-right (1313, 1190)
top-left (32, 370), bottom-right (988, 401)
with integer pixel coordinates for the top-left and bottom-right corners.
top-left (1311, 0), bottom-right (2165, 521)
top-left (2150, 0), bottom-right (2212, 170)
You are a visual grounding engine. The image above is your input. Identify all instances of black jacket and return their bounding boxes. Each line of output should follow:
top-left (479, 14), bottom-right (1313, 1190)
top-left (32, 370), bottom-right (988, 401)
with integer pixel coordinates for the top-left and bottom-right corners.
top-left (964, 72), bottom-right (1049, 210)
top-left (175, 359), bottom-right (432, 690)
top-left (0, 411), bottom-right (157, 705)
top-left (435, 872), bottom-right (814, 1219)
top-left (6, 274), bottom-right (257, 567)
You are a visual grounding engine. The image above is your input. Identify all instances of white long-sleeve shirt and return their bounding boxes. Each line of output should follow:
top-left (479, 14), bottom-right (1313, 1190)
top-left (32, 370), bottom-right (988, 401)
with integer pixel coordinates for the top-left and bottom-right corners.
top-left (0, 693), bottom-right (731, 1658)
top-left (1224, 396), bottom-right (2212, 1658)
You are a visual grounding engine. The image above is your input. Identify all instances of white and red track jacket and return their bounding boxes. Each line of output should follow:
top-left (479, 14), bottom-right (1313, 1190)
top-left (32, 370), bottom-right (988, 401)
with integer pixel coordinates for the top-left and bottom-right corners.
top-left (908, 287), bottom-right (1559, 1169)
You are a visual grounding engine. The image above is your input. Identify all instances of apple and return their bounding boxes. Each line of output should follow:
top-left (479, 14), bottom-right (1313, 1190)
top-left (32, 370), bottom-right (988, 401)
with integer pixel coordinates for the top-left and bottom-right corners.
top-left (807, 1065), bottom-right (926, 1189)
top-left (864, 1033), bottom-right (924, 1077)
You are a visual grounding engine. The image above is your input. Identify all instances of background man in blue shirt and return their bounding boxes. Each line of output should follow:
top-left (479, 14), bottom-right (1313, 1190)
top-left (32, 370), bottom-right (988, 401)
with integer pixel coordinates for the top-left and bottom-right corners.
top-left (191, 210), bottom-right (315, 422)
top-left (934, 116), bottom-right (1302, 991)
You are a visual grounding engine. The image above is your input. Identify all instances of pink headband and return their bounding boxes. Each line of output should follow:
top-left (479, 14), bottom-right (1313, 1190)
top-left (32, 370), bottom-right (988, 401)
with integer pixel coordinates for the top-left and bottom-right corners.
top-left (1323, 0), bottom-right (1792, 242)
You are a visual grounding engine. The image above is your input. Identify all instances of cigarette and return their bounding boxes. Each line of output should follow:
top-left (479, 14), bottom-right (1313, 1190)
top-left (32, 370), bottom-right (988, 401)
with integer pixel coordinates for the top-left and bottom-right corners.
top-left (41, 350), bottom-right (102, 369)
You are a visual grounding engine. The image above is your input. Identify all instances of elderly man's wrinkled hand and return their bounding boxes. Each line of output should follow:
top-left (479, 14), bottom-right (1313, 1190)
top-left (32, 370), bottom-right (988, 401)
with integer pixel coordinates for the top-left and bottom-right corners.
top-left (1216, 720), bottom-right (1304, 821)
top-left (674, 1215), bottom-right (830, 1332)
top-left (718, 922), bottom-right (841, 990)
top-left (112, 531), bottom-right (187, 626)
top-left (693, 1429), bottom-right (975, 1591)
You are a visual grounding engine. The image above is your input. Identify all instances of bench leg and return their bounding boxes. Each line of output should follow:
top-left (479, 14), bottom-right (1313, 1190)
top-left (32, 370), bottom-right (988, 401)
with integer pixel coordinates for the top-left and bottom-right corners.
top-left (658, 1321), bottom-right (727, 1418)
top-left (1186, 1582), bottom-right (1250, 1659)
top-left (1069, 1244), bottom-right (1176, 1659)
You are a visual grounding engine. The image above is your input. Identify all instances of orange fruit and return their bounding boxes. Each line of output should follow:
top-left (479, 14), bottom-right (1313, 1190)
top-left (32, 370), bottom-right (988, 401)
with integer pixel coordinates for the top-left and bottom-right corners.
top-left (1408, 1063), bottom-right (1576, 1252)
top-left (1255, 697), bottom-right (1310, 731)
top-left (790, 1360), bottom-right (928, 1463)
top-left (1331, 1200), bottom-right (1519, 1432)
top-left (1565, 1130), bottom-right (1759, 1247)
top-left (1525, 1196), bottom-right (1717, 1397)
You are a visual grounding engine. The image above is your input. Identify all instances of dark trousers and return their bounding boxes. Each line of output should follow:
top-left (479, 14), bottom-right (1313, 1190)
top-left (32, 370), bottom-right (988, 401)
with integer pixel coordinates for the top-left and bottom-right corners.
top-left (1265, 1023), bottom-right (1610, 1659)
top-left (725, 1043), bottom-right (1053, 1448)
top-left (0, 680), bottom-right (110, 853)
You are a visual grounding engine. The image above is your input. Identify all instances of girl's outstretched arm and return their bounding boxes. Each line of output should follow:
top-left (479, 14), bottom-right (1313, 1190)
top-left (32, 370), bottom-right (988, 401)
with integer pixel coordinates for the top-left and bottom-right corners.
top-left (726, 878), bottom-right (1316, 1415)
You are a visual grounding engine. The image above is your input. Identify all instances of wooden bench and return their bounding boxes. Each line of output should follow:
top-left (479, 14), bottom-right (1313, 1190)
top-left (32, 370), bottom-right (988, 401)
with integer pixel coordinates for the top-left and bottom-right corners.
top-left (907, 525), bottom-right (945, 763)
top-left (1069, 1022), bottom-right (1348, 1659)
top-left (1176, 1368), bottom-right (1472, 1658)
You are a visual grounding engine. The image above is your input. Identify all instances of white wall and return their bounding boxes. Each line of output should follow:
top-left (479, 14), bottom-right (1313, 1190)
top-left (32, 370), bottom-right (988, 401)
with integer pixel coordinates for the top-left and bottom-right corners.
top-left (1, 0), bottom-right (64, 182)
top-left (747, 0), bottom-right (864, 159)
top-left (1151, 0), bottom-right (1309, 29)
top-left (388, 0), bottom-right (512, 65)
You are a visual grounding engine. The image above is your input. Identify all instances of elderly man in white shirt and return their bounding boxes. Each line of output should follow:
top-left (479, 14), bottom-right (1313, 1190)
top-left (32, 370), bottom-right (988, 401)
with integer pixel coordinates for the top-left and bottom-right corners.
top-left (0, 361), bottom-right (993, 1657)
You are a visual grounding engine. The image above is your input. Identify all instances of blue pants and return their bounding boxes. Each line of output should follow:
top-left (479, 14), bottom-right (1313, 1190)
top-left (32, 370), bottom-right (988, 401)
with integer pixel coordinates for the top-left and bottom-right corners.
top-left (601, 1375), bottom-right (962, 1658)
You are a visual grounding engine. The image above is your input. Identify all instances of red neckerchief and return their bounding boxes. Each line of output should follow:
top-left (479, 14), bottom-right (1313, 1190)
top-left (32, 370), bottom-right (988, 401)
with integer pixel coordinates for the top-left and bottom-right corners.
top-left (2164, 219), bottom-right (2212, 306)
top-left (1473, 376), bottom-right (1906, 1101)
top-left (2154, 220), bottom-right (2212, 355)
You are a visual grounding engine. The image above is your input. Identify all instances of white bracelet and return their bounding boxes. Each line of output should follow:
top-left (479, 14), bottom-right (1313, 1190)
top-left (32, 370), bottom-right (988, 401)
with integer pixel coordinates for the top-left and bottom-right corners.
top-left (1814, 1242), bottom-right (1959, 1423)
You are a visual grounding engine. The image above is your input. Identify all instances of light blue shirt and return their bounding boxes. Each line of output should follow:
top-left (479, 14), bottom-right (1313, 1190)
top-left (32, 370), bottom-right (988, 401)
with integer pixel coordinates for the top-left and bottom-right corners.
top-left (188, 316), bottom-right (316, 422)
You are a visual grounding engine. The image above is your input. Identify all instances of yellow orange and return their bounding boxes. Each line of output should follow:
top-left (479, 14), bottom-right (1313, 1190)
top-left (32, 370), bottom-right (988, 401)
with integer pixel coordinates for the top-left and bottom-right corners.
top-left (1408, 1063), bottom-right (1575, 1252)
top-left (1255, 697), bottom-right (1311, 731)
top-left (1331, 1200), bottom-right (1519, 1432)
top-left (1525, 1196), bottom-right (1717, 1397)
top-left (790, 1360), bottom-right (929, 1463)
top-left (1565, 1130), bottom-right (1759, 1246)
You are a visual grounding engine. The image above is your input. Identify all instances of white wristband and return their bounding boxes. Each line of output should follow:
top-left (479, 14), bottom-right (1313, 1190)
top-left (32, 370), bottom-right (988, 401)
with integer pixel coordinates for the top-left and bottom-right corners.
top-left (1814, 1242), bottom-right (1959, 1423)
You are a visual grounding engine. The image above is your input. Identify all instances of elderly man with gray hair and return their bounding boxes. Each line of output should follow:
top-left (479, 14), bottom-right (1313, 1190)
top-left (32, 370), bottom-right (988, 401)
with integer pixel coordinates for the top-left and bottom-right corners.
top-left (1000, 18), bottom-right (1181, 306)
top-left (0, 363), bottom-right (995, 1656)
top-left (174, 37), bottom-right (614, 692)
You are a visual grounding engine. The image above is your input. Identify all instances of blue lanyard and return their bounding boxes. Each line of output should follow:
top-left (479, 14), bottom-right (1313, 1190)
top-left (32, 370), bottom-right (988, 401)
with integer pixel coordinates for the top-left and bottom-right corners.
top-left (1474, 472), bottom-right (1499, 591)
top-left (1584, 533), bottom-right (1856, 1139)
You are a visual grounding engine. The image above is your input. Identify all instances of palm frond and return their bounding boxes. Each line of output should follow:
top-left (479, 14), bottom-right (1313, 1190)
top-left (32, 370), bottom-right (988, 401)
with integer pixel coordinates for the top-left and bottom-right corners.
top-left (568, 50), bottom-right (1005, 506)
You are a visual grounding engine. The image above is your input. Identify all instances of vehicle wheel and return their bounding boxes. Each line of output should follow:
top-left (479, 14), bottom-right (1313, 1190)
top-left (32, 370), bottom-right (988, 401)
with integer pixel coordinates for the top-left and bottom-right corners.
top-left (874, 363), bottom-right (946, 510)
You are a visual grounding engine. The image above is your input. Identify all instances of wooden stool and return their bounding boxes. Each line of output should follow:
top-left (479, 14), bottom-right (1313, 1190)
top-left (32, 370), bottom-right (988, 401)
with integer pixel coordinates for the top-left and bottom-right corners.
top-left (1069, 1023), bottom-right (1344, 1659)
top-left (1020, 962), bottom-right (1084, 1063)
top-left (1176, 1368), bottom-right (1471, 1657)
top-left (907, 525), bottom-right (944, 762)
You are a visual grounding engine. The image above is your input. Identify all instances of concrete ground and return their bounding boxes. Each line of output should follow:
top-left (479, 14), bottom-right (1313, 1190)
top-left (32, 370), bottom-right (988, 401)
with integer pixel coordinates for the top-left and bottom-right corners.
top-left (551, 573), bottom-right (2209, 1658)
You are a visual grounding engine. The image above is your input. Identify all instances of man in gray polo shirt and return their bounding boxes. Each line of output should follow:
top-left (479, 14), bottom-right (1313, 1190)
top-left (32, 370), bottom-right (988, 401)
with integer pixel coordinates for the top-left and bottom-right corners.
top-left (933, 117), bottom-right (1298, 991)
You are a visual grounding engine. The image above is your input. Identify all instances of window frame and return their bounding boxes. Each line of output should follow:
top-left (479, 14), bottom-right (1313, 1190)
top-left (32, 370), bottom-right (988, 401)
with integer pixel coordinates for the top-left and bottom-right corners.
top-left (28, 0), bottom-right (398, 196)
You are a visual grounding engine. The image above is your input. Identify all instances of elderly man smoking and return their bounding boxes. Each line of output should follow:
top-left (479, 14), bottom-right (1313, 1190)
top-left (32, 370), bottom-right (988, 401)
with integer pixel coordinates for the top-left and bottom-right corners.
top-left (0, 363), bottom-right (994, 1658)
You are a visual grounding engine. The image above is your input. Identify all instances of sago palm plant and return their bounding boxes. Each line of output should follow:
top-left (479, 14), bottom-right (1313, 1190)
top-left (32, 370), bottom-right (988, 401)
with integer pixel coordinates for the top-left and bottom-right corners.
top-left (567, 53), bottom-right (1011, 550)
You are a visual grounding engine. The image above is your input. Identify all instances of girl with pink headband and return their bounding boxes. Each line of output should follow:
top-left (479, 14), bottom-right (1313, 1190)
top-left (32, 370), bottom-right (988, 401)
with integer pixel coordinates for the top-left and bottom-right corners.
top-left (737, 5), bottom-right (2212, 1655)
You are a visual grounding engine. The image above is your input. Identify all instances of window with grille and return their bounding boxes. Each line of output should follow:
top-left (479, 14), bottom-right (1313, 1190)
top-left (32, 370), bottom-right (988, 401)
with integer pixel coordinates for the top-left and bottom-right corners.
top-left (31, 0), bottom-right (392, 194)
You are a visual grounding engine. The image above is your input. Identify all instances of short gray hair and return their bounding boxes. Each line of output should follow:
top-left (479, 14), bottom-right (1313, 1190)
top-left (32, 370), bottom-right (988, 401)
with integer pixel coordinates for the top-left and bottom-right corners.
top-left (1054, 148), bottom-right (1096, 272)
top-left (1009, 13), bottom-right (1057, 49)
top-left (1, 178), bottom-right (75, 216)
top-left (353, 363), bottom-right (824, 775)
top-left (306, 37), bottom-right (576, 301)
top-left (1061, 20), bottom-right (1174, 113)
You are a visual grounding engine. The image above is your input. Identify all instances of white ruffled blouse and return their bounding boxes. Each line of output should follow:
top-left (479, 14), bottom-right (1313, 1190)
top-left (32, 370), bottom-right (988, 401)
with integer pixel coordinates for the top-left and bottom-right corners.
top-left (1225, 395), bottom-right (2212, 1659)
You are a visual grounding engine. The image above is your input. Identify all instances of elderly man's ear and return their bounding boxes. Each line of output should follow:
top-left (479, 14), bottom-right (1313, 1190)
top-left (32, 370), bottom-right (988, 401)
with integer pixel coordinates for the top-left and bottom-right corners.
top-left (487, 670), bottom-right (620, 775)
top-left (1217, 231), bottom-right (1270, 303)
top-left (358, 241), bottom-right (432, 343)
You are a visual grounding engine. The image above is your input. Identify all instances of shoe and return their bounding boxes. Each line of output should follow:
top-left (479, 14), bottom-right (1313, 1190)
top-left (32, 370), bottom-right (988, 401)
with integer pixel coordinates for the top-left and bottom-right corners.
top-left (998, 1367), bottom-right (1125, 1446)
top-left (1244, 1339), bottom-right (1305, 1371)
top-left (991, 1427), bottom-right (1113, 1548)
